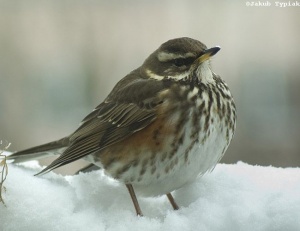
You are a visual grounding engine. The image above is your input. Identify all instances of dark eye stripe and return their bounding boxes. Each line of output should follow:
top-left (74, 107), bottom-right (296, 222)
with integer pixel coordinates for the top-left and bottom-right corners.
top-left (173, 57), bottom-right (195, 67)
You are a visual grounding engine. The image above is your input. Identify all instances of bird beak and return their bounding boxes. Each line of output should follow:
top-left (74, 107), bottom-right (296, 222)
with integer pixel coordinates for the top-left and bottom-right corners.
top-left (197, 46), bottom-right (221, 63)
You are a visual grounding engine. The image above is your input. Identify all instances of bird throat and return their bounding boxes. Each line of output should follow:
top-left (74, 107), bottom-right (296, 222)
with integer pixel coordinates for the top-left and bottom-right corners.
top-left (195, 61), bottom-right (214, 84)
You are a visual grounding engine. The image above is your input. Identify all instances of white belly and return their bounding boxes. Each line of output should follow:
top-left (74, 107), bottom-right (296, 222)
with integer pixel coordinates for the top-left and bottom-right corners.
top-left (132, 114), bottom-right (232, 197)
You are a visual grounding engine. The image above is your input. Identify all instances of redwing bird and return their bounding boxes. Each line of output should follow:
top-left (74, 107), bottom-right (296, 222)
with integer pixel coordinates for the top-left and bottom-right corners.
top-left (7, 37), bottom-right (236, 216)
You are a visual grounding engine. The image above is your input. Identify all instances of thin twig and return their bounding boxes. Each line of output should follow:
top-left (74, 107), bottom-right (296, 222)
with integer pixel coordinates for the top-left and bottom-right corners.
top-left (0, 140), bottom-right (10, 206)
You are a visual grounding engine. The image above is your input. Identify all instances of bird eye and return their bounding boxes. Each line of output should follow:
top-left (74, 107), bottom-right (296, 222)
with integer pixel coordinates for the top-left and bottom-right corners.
top-left (173, 58), bottom-right (185, 67)
top-left (173, 57), bottom-right (194, 67)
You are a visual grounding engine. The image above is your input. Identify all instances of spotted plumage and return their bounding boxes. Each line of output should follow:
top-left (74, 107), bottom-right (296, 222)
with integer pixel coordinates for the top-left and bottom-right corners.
top-left (8, 37), bottom-right (236, 216)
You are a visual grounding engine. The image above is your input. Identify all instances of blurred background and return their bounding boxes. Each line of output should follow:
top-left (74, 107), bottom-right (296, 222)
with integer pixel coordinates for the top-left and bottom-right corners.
top-left (1, 0), bottom-right (299, 175)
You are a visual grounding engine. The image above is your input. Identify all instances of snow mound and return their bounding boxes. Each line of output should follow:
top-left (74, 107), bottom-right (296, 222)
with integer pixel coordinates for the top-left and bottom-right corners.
top-left (0, 151), bottom-right (299, 231)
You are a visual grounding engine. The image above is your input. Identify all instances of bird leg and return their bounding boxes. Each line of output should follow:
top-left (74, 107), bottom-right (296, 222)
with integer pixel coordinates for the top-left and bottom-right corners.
top-left (166, 192), bottom-right (179, 210)
top-left (126, 184), bottom-right (143, 216)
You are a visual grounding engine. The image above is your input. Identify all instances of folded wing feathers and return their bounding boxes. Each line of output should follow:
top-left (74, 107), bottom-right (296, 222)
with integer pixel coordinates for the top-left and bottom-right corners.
top-left (36, 102), bottom-right (158, 175)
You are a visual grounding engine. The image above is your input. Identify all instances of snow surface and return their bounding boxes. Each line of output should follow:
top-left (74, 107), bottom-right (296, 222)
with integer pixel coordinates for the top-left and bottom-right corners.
top-left (0, 151), bottom-right (300, 231)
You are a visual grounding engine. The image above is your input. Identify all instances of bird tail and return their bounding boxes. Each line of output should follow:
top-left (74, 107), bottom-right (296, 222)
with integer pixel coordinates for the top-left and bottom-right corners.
top-left (7, 137), bottom-right (69, 163)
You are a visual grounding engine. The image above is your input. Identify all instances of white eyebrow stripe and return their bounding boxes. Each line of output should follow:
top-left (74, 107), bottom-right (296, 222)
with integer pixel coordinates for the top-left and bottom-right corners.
top-left (157, 52), bottom-right (195, 62)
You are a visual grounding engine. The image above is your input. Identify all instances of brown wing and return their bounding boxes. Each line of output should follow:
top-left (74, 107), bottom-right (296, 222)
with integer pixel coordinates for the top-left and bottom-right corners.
top-left (36, 73), bottom-right (167, 175)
